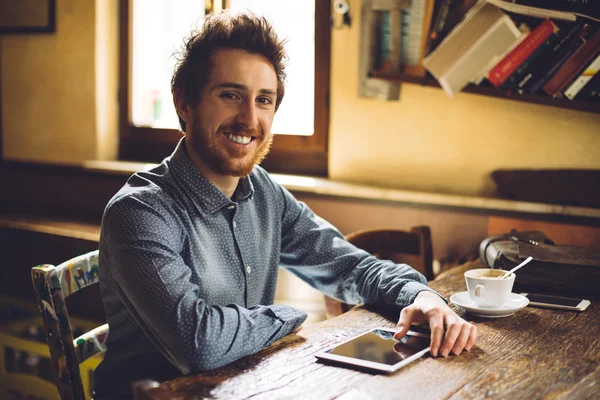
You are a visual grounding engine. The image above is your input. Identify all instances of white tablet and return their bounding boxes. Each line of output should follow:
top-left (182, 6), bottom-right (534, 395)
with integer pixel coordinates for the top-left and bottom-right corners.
top-left (315, 327), bottom-right (431, 373)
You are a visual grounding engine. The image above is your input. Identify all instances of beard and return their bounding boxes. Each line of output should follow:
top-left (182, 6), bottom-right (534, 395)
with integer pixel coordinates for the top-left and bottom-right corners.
top-left (188, 121), bottom-right (273, 178)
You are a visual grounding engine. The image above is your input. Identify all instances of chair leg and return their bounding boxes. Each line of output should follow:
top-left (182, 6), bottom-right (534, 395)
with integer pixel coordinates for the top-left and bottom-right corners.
top-left (411, 226), bottom-right (434, 281)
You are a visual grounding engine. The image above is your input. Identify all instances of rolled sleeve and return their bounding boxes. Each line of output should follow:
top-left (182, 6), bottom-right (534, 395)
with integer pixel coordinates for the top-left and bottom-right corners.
top-left (399, 281), bottom-right (448, 307)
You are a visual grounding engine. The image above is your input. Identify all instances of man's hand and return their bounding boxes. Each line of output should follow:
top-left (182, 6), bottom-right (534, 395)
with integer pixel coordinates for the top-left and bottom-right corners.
top-left (393, 291), bottom-right (477, 357)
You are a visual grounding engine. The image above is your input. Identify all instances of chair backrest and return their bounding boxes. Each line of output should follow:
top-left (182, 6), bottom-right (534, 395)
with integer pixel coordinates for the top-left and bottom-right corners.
top-left (324, 226), bottom-right (434, 318)
top-left (31, 250), bottom-right (108, 400)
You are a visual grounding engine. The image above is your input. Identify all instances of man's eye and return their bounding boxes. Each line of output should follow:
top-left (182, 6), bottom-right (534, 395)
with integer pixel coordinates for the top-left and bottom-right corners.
top-left (220, 92), bottom-right (238, 100)
top-left (257, 97), bottom-right (273, 105)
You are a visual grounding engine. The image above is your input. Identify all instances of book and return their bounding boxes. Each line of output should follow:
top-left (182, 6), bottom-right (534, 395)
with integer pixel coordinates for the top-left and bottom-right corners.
top-left (575, 68), bottom-right (600, 100)
top-left (422, 2), bottom-right (523, 96)
top-left (518, 23), bottom-right (591, 94)
top-left (485, 0), bottom-right (577, 21)
top-left (583, 78), bottom-right (600, 102)
top-left (486, 18), bottom-right (558, 88)
top-left (425, 0), bottom-right (479, 55)
top-left (425, 0), bottom-right (452, 55)
top-left (589, 88), bottom-right (600, 102)
top-left (469, 31), bottom-right (529, 85)
top-left (564, 54), bottom-right (600, 99)
top-left (501, 30), bottom-right (561, 90)
top-left (401, 0), bottom-right (435, 77)
top-left (543, 28), bottom-right (600, 97)
top-left (515, 23), bottom-right (581, 94)
top-left (378, 11), bottom-right (395, 73)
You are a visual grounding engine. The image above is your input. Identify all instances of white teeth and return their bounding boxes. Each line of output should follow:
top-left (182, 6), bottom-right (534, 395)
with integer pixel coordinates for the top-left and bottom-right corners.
top-left (226, 133), bottom-right (251, 144)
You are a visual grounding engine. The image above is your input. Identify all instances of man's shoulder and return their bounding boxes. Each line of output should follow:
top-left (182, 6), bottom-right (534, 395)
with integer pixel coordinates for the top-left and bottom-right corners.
top-left (249, 165), bottom-right (304, 212)
top-left (104, 163), bottom-right (176, 217)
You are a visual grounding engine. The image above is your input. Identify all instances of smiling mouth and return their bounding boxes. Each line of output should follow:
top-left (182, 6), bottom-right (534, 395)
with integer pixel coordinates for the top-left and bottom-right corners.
top-left (225, 132), bottom-right (255, 145)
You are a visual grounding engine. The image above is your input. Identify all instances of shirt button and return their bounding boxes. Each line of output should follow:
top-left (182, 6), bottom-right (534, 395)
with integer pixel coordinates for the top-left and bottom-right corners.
top-left (233, 221), bottom-right (238, 229)
top-left (246, 265), bottom-right (252, 274)
top-left (227, 205), bottom-right (235, 210)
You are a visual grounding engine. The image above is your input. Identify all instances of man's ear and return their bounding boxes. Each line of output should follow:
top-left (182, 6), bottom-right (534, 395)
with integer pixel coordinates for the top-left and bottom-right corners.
top-left (173, 90), bottom-right (190, 125)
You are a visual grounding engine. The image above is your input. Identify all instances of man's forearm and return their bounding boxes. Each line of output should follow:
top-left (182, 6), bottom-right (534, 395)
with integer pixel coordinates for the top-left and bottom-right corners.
top-left (113, 278), bottom-right (306, 374)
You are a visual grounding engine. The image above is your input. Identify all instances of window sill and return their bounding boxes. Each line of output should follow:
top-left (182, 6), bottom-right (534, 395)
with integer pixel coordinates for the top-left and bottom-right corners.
top-left (82, 160), bottom-right (600, 221)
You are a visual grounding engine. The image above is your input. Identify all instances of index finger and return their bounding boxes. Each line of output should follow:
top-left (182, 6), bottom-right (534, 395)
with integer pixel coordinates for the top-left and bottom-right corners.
top-left (394, 306), bottom-right (416, 340)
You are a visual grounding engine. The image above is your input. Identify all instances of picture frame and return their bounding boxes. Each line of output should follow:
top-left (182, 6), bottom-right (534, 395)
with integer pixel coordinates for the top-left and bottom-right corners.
top-left (0, 0), bottom-right (56, 34)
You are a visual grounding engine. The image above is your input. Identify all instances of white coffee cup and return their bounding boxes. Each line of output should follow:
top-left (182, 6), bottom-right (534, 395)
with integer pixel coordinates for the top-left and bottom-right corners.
top-left (464, 269), bottom-right (515, 308)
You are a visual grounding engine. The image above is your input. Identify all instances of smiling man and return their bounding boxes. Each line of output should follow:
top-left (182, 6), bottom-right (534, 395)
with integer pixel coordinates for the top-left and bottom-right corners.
top-left (174, 47), bottom-right (277, 196)
top-left (95, 12), bottom-right (477, 399)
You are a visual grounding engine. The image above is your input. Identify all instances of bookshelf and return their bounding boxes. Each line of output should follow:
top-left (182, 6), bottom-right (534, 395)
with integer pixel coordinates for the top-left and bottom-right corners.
top-left (372, 71), bottom-right (600, 114)
top-left (367, 1), bottom-right (600, 115)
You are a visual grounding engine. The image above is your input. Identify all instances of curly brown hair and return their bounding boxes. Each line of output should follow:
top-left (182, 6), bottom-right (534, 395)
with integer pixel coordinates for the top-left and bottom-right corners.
top-left (171, 11), bottom-right (287, 132)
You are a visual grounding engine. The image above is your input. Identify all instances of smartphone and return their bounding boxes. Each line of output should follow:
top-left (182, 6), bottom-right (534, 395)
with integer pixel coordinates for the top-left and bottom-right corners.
top-left (314, 327), bottom-right (430, 373)
top-left (520, 293), bottom-right (590, 311)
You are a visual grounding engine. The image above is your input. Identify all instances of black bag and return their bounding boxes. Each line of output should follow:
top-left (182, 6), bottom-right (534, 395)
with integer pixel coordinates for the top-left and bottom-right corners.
top-left (479, 230), bottom-right (600, 296)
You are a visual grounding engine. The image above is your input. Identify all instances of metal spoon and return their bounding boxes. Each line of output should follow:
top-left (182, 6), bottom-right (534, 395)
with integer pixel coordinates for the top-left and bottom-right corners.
top-left (502, 256), bottom-right (534, 279)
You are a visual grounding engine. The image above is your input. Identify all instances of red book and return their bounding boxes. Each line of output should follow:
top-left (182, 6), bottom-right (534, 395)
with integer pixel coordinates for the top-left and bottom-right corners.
top-left (543, 29), bottom-right (600, 98)
top-left (487, 19), bottom-right (558, 88)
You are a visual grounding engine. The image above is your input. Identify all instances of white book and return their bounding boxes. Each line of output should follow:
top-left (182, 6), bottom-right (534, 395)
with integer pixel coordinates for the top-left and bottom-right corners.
top-left (422, 2), bottom-right (523, 96)
top-left (469, 30), bottom-right (529, 85)
top-left (564, 54), bottom-right (600, 100)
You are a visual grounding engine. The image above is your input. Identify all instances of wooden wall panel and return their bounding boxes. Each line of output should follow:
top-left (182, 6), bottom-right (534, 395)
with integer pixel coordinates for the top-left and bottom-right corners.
top-left (296, 193), bottom-right (490, 262)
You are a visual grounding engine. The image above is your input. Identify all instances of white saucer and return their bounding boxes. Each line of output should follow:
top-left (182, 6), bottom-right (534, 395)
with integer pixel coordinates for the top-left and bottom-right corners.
top-left (450, 291), bottom-right (529, 318)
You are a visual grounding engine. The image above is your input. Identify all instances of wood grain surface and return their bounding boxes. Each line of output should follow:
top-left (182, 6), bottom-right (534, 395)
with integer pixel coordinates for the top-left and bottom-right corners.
top-left (141, 261), bottom-right (600, 400)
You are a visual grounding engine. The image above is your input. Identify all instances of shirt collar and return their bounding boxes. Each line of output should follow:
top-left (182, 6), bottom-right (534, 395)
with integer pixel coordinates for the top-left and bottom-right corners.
top-left (167, 138), bottom-right (254, 214)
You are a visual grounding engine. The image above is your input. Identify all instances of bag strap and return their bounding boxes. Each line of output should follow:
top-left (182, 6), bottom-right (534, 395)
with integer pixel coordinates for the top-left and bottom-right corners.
top-left (479, 235), bottom-right (510, 268)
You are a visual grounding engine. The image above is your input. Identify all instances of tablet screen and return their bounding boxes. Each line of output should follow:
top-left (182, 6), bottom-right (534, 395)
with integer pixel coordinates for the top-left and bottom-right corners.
top-left (326, 329), bottom-right (430, 366)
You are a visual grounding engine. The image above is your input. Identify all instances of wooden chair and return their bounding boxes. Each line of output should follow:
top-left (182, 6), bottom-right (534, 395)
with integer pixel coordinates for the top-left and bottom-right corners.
top-left (31, 250), bottom-right (108, 400)
top-left (324, 226), bottom-right (434, 318)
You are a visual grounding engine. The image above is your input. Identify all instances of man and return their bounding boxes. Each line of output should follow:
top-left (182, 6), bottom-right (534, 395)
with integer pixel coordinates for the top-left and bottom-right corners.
top-left (95, 12), bottom-right (477, 398)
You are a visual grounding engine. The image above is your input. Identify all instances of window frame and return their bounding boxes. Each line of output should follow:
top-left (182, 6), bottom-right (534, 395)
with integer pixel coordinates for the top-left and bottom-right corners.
top-left (118, 0), bottom-right (330, 176)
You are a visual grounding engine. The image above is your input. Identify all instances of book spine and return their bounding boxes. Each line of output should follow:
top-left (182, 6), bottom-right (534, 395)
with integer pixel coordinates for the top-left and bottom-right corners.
top-left (565, 54), bottom-right (600, 99)
top-left (425, 0), bottom-right (452, 55)
top-left (501, 31), bottom-right (560, 90)
top-left (515, 24), bottom-right (582, 94)
top-left (543, 29), bottom-right (600, 97)
top-left (575, 69), bottom-right (600, 101)
top-left (587, 85), bottom-right (600, 102)
top-left (379, 11), bottom-right (392, 71)
top-left (487, 18), bottom-right (557, 88)
top-left (520, 23), bottom-right (590, 94)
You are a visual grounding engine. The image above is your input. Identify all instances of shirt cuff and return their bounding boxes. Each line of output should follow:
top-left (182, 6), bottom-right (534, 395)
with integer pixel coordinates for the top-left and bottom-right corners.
top-left (399, 281), bottom-right (449, 307)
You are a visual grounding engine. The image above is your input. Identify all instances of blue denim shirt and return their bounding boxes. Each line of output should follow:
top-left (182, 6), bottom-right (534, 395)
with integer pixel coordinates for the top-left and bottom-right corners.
top-left (94, 139), bottom-right (434, 397)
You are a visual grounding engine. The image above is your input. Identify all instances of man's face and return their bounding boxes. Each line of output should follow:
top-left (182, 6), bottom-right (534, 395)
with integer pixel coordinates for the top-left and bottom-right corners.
top-left (184, 48), bottom-right (278, 177)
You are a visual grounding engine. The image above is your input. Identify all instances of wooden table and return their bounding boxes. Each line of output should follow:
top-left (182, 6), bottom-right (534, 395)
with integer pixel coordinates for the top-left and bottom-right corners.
top-left (136, 261), bottom-right (600, 399)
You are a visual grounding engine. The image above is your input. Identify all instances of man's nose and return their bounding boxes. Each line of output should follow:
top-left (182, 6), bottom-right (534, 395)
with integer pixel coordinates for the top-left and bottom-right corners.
top-left (236, 101), bottom-right (258, 129)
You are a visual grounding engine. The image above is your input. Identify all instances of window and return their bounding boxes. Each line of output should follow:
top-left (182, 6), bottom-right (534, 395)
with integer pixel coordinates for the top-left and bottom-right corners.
top-left (119, 0), bottom-right (330, 176)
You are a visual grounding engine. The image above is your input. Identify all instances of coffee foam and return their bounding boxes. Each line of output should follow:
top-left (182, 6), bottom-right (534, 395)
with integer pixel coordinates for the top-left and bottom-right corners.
top-left (470, 269), bottom-right (506, 279)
